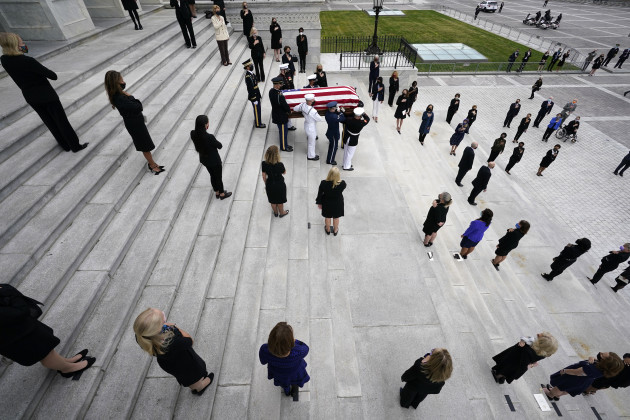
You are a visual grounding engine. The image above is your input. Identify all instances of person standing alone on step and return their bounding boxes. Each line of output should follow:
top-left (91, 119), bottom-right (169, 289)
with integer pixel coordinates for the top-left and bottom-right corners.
top-left (170, 0), bottom-right (196, 48)
top-left (296, 28), bottom-right (308, 73)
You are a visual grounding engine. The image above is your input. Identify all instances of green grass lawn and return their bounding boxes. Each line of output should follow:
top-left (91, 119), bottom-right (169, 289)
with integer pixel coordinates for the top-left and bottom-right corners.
top-left (321, 10), bottom-right (546, 64)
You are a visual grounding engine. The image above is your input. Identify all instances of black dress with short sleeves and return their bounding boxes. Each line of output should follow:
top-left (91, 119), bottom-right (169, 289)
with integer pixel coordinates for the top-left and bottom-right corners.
top-left (316, 180), bottom-right (346, 218)
top-left (262, 161), bottom-right (287, 204)
top-left (156, 326), bottom-right (207, 387)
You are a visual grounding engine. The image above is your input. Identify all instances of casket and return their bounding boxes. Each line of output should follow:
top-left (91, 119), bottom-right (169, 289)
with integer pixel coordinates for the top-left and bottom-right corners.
top-left (282, 86), bottom-right (361, 118)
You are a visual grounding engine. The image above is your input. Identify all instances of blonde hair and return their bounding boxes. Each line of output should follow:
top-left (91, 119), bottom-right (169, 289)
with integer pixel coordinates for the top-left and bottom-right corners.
top-left (213, 4), bottom-right (221, 13)
top-left (422, 348), bottom-right (453, 383)
top-left (249, 27), bottom-right (257, 37)
top-left (326, 167), bottom-right (341, 187)
top-left (531, 332), bottom-right (558, 357)
top-left (264, 145), bottom-right (280, 165)
top-left (0, 32), bottom-right (22, 56)
top-left (133, 308), bottom-right (173, 356)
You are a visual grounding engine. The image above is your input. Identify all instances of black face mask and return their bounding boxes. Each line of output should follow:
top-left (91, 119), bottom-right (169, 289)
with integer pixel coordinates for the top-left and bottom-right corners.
top-left (120, 83), bottom-right (126, 90)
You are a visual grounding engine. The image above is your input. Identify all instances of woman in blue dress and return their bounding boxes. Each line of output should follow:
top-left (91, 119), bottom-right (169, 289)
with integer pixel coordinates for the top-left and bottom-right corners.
top-left (449, 119), bottom-right (468, 156)
top-left (418, 104), bottom-right (434, 145)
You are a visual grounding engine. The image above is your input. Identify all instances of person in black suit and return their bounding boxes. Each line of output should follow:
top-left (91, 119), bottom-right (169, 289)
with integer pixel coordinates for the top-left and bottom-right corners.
top-left (269, 77), bottom-right (292, 152)
top-left (388, 71), bottom-right (399, 107)
top-left (547, 49), bottom-right (562, 71)
top-left (506, 50), bottom-right (519, 72)
top-left (170, 0), bottom-right (196, 48)
top-left (0, 33), bottom-right (88, 153)
top-left (240, 2), bottom-right (254, 38)
top-left (248, 28), bottom-right (265, 82)
top-left (446, 93), bottom-right (460, 124)
top-left (0, 284), bottom-right (96, 379)
top-left (243, 59), bottom-right (266, 129)
top-left (468, 162), bottom-right (494, 205)
top-left (213, 0), bottom-right (228, 24)
top-left (455, 142), bottom-right (477, 186)
top-left (466, 105), bottom-right (477, 133)
top-left (513, 113), bottom-right (531, 143)
top-left (296, 28), bottom-right (308, 73)
top-left (588, 244), bottom-right (630, 284)
top-left (491, 221), bottom-right (530, 270)
top-left (191, 115), bottom-right (232, 200)
top-left (533, 97), bottom-right (554, 128)
top-left (503, 99), bottom-right (521, 128)
top-left (541, 238), bottom-right (591, 281)
top-left (505, 142), bottom-right (525, 174)
top-left (316, 167), bottom-right (346, 236)
top-left (122, 0), bottom-right (142, 30)
top-left (368, 56), bottom-right (379, 94)
top-left (400, 348), bottom-right (453, 409)
top-left (530, 77), bottom-right (542, 99)
top-left (282, 46), bottom-right (296, 77)
top-left (517, 48), bottom-right (532, 72)
top-left (536, 144), bottom-right (560, 176)
top-left (603, 44), bottom-right (620, 67)
top-left (613, 150), bottom-right (630, 176)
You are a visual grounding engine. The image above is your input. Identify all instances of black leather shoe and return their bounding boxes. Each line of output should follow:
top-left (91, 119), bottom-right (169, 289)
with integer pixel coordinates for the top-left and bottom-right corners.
top-left (330, 161), bottom-right (337, 165)
top-left (307, 156), bottom-right (319, 161)
top-left (288, 126), bottom-right (297, 131)
top-left (72, 143), bottom-right (89, 153)
top-left (192, 372), bottom-right (214, 396)
top-left (257, 124), bottom-right (267, 128)
top-left (219, 192), bottom-right (232, 200)
top-left (342, 167), bottom-right (354, 171)
top-left (456, 182), bottom-right (464, 187)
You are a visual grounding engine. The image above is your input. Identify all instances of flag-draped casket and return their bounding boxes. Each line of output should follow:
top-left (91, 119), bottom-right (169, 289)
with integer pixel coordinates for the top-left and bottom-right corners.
top-left (282, 86), bottom-right (361, 118)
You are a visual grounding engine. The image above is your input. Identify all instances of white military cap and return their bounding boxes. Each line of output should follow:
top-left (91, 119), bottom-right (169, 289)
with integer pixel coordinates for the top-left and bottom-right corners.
top-left (304, 93), bottom-right (315, 100)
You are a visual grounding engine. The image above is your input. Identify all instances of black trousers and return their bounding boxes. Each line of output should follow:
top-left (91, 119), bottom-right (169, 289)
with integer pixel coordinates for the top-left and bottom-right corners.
top-left (542, 127), bottom-right (554, 140)
top-left (590, 266), bottom-right (610, 283)
top-left (217, 40), bottom-right (230, 64)
top-left (602, 56), bottom-right (613, 66)
top-left (203, 162), bottom-right (224, 193)
top-left (533, 112), bottom-right (546, 127)
top-left (488, 150), bottom-right (501, 162)
top-left (446, 108), bottom-right (456, 123)
top-left (505, 157), bottom-right (519, 172)
top-left (582, 60), bottom-right (592, 71)
top-left (219, 8), bottom-right (228, 24)
top-left (388, 89), bottom-right (396, 106)
top-left (177, 17), bottom-right (196, 47)
top-left (455, 167), bottom-right (469, 184)
top-left (419, 133), bottom-right (428, 143)
top-left (614, 161), bottom-right (629, 175)
top-left (547, 60), bottom-right (557, 71)
top-left (514, 128), bottom-right (526, 141)
top-left (250, 101), bottom-right (262, 127)
top-left (368, 76), bottom-right (376, 94)
top-left (504, 114), bottom-right (515, 127)
top-left (506, 62), bottom-right (514, 72)
top-left (614, 58), bottom-right (627, 68)
top-left (253, 56), bottom-right (265, 81)
top-left (400, 384), bottom-right (429, 409)
top-left (468, 185), bottom-right (484, 203)
top-left (298, 52), bottom-right (307, 72)
top-left (128, 10), bottom-right (140, 26)
top-left (30, 100), bottom-right (81, 151)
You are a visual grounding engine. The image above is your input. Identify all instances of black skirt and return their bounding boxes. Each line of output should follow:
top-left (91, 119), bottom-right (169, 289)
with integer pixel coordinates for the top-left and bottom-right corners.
top-left (265, 179), bottom-right (287, 204)
top-left (0, 321), bottom-right (60, 366)
top-left (121, 0), bottom-right (138, 10)
top-left (123, 116), bottom-right (155, 152)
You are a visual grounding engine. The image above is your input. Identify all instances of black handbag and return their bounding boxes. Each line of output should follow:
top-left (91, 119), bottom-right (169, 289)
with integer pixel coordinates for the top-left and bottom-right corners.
top-left (292, 55), bottom-right (298, 63)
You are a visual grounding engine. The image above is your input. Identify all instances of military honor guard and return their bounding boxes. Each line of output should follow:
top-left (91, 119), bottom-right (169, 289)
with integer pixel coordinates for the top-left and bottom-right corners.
top-left (269, 76), bottom-right (293, 152)
top-left (293, 93), bottom-right (323, 160)
top-left (278, 63), bottom-right (297, 131)
top-left (304, 74), bottom-right (319, 89)
top-left (325, 101), bottom-right (345, 165)
top-left (342, 108), bottom-right (370, 171)
top-left (244, 59), bottom-right (266, 129)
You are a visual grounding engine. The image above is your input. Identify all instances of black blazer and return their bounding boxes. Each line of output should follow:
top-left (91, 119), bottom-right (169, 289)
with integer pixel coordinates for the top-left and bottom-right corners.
top-left (517, 117), bottom-right (531, 131)
top-left (0, 284), bottom-right (41, 345)
top-left (539, 100), bottom-right (554, 115)
top-left (509, 146), bottom-right (524, 162)
top-left (472, 166), bottom-right (491, 189)
top-left (388, 76), bottom-right (399, 93)
top-left (170, 0), bottom-right (192, 19)
top-left (467, 109), bottom-right (477, 124)
top-left (296, 35), bottom-right (308, 53)
top-left (498, 229), bottom-right (525, 252)
top-left (507, 102), bottom-right (521, 117)
top-left (282, 53), bottom-right (296, 75)
top-left (401, 357), bottom-right (445, 395)
top-left (600, 251), bottom-right (630, 271)
top-left (112, 92), bottom-right (143, 119)
top-left (245, 71), bottom-right (261, 102)
top-left (448, 97), bottom-right (460, 112)
top-left (248, 35), bottom-right (265, 59)
top-left (191, 131), bottom-right (222, 166)
top-left (622, 151), bottom-right (630, 163)
top-left (1, 54), bottom-right (59, 105)
top-left (458, 146), bottom-right (475, 170)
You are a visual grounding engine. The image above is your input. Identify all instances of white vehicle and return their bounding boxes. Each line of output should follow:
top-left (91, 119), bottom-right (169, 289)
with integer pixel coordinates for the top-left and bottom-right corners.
top-left (478, 1), bottom-right (499, 12)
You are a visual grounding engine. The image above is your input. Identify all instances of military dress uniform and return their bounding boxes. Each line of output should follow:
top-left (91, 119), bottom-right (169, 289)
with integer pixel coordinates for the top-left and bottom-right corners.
top-left (278, 64), bottom-right (297, 131)
top-left (269, 77), bottom-right (293, 151)
top-left (244, 59), bottom-right (266, 128)
top-left (303, 73), bottom-right (319, 89)
top-left (293, 93), bottom-right (323, 160)
top-left (325, 101), bottom-right (345, 165)
top-left (342, 108), bottom-right (370, 171)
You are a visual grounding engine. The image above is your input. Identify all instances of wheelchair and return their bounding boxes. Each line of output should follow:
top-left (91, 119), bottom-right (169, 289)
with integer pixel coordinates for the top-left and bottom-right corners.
top-left (555, 124), bottom-right (578, 142)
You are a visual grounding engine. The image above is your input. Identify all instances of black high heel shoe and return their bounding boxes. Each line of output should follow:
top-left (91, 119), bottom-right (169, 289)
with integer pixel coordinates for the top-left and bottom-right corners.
top-left (192, 372), bottom-right (214, 396)
top-left (147, 163), bottom-right (165, 175)
top-left (73, 349), bottom-right (89, 361)
top-left (58, 356), bottom-right (96, 380)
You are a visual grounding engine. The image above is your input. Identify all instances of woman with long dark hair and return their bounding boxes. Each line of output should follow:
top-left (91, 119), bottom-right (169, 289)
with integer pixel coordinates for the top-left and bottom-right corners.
top-left (491, 220), bottom-right (530, 271)
top-left (104, 70), bottom-right (164, 174)
top-left (456, 208), bottom-right (493, 260)
top-left (269, 18), bottom-right (283, 62)
top-left (262, 145), bottom-right (288, 217)
top-left (418, 104), bottom-right (434, 145)
top-left (394, 89), bottom-right (409, 134)
top-left (541, 238), bottom-right (591, 281)
top-left (191, 115), bottom-right (232, 199)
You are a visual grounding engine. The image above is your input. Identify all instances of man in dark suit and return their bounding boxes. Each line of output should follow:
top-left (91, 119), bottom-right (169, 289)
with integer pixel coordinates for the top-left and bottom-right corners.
top-left (244, 59), bottom-right (266, 129)
top-left (503, 99), bottom-right (521, 128)
top-left (614, 150), bottom-right (630, 176)
top-left (603, 44), bottom-right (620, 67)
top-left (468, 162), bottom-right (494, 205)
top-left (368, 56), bottom-right (379, 94)
top-left (170, 0), bottom-right (196, 48)
top-left (506, 50), bottom-right (519, 72)
top-left (547, 49), bottom-right (562, 71)
top-left (517, 49), bottom-right (532, 72)
top-left (269, 77), bottom-right (292, 152)
top-left (455, 142), bottom-right (478, 186)
top-left (296, 28), bottom-right (308, 73)
top-left (533, 97), bottom-right (554, 128)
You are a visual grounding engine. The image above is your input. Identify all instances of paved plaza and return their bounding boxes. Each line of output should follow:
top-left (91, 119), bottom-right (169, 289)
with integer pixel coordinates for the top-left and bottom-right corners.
top-left (0, 3), bottom-right (629, 419)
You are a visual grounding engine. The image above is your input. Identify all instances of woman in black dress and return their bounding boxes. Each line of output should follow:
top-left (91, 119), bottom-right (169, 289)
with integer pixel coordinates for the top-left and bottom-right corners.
top-left (400, 348), bottom-right (453, 409)
top-left (491, 332), bottom-right (558, 384)
top-left (394, 89), bottom-right (409, 134)
top-left (505, 142), bottom-right (525, 175)
top-left (248, 27), bottom-right (265, 82)
top-left (282, 46), bottom-right (296, 78)
top-left (388, 71), bottom-right (399, 107)
top-left (191, 115), bottom-right (232, 200)
top-left (446, 93), bottom-right (460, 124)
top-left (316, 167), bottom-right (346, 236)
top-left (513, 113), bottom-right (531, 143)
top-left (262, 145), bottom-right (289, 218)
top-left (466, 105), bottom-right (478, 133)
top-left (315, 64), bottom-right (328, 87)
top-left (240, 2), bottom-right (254, 40)
top-left (0, 284), bottom-right (95, 379)
top-left (555, 51), bottom-right (570, 72)
top-left (538, 51), bottom-right (550, 72)
top-left (590, 54), bottom-right (605, 76)
top-left (422, 192), bottom-right (452, 247)
top-left (536, 144), bottom-right (560, 176)
top-left (121, 0), bottom-right (142, 30)
top-left (105, 70), bottom-right (164, 174)
top-left (491, 220), bottom-right (530, 271)
top-left (0, 33), bottom-right (88, 153)
top-left (406, 81), bottom-right (418, 117)
top-left (133, 308), bottom-right (213, 395)
top-left (269, 18), bottom-right (282, 62)
top-left (541, 238), bottom-right (591, 281)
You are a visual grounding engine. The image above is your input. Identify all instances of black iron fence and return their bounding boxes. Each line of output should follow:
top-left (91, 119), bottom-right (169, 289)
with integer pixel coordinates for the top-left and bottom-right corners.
top-left (323, 36), bottom-right (419, 70)
top-left (322, 35), bottom-right (406, 54)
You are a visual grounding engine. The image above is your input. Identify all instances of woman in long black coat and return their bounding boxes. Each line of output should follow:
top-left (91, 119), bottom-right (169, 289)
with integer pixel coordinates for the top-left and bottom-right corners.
top-left (388, 71), bottom-right (399, 107)
top-left (316, 167), bottom-right (346, 236)
top-left (541, 238), bottom-right (591, 280)
top-left (589, 243), bottom-right (630, 284)
top-left (105, 70), bottom-right (165, 174)
top-left (446, 93), bottom-right (460, 124)
top-left (491, 220), bottom-right (530, 270)
top-left (0, 284), bottom-right (96, 379)
top-left (262, 145), bottom-right (289, 217)
top-left (269, 18), bottom-right (283, 62)
top-left (122, 0), bottom-right (142, 30)
top-left (0, 32), bottom-right (87, 153)
top-left (422, 192), bottom-right (452, 247)
top-left (400, 348), bottom-right (453, 409)
top-left (191, 115), bottom-right (232, 200)
top-left (505, 142), bottom-right (524, 174)
top-left (491, 332), bottom-right (558, 384)
top-left (240, 2), bottom-right (254, 40)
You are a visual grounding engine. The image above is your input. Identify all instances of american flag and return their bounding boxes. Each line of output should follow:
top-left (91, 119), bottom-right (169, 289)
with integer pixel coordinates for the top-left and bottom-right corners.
top-left (282, 86), bottom-right (361, 117)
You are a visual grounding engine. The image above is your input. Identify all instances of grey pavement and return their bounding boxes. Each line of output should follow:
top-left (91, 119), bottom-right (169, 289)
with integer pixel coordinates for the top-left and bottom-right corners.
top-left (0, 3), bottom-right (629, 420)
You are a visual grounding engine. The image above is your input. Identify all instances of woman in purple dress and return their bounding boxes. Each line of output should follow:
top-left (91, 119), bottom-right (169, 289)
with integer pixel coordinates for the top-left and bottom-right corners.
top-left (455, 208), bottom-right (493, 260)
top-left (259, 322), bottom-right (310, 401)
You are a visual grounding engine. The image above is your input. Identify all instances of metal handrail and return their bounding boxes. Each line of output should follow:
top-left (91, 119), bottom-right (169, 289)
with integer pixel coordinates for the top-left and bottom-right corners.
top-left (416, 61), bottom-right (586, 75)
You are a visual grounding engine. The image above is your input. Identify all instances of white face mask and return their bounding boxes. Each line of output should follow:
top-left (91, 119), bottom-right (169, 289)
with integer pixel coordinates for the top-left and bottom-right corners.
top-left (299, 32), bottom-right (304, 35)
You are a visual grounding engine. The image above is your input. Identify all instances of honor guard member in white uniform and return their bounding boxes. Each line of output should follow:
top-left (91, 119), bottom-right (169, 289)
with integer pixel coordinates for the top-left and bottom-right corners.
top-left (342, 107), bottom-right (370, 171)
top-left (325, 101), bottom-right (345, 165)
top-left (304, 74), bottom-right (319, 89)
top-left (269, 76), bottom-right (293, 152)
top-left (278, 63), bottom-right (297, 131)
top-left (244, 59), bottom-right (266, 129)
top-left (293, 93), bottom-right (323, 160)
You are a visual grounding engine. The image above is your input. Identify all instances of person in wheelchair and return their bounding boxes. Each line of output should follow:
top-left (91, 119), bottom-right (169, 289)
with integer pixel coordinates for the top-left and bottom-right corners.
top-left (564, 116), bottom-right (580, 142)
